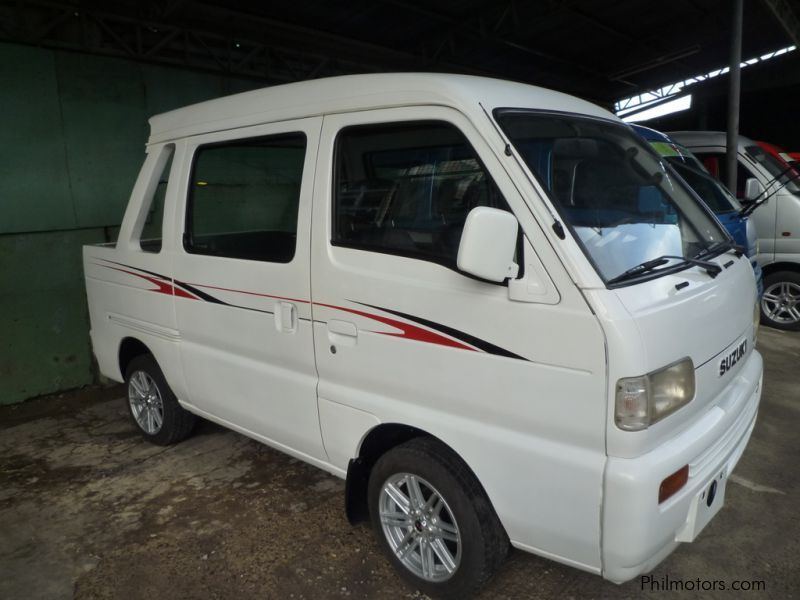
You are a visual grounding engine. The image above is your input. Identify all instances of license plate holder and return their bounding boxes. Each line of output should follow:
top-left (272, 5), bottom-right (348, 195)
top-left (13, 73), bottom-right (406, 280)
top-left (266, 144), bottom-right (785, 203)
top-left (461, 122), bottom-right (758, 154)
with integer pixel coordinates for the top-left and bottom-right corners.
top-left (675, 468), bottom-right (728, 542)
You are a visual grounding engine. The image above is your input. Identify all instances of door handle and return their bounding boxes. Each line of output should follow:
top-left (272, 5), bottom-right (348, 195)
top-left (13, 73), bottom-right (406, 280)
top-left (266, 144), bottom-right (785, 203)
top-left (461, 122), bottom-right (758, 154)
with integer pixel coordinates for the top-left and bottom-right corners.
top-left (274, 301), bottom-right (297, 333)
top-left (328, 319), bottom-right (358, 347)
top-left (328, 319), bottom-right (357, 337)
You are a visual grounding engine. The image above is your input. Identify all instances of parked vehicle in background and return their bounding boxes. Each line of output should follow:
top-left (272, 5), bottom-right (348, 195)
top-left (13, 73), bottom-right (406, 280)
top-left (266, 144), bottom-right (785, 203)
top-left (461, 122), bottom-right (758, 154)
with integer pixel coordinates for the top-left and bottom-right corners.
top-left (670, 131), bottom-right (800, 331)
top-left (757, 140), bottom-right (799, 170)
top-left (632, 125), bottom-right (762, 295)
top-left (83, 74), bottom-right (763, 597)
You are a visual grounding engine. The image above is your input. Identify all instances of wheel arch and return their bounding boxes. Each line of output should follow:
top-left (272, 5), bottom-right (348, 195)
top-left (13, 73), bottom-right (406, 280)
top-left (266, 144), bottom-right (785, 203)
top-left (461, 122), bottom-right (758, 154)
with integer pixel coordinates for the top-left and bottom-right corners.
top-left (344, 422), bottom-right (498, 528)
top-left (118, 336), bottom-right (153, 379)
top-left (761, 261), bottom-right (800, 278)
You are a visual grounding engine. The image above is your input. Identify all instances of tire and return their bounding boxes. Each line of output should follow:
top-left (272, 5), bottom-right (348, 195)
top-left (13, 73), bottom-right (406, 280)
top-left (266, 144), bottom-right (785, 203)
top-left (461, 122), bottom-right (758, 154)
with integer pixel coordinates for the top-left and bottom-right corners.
top-left (124, 354), bottom-right (196, 445)
top-left (368, 437), bottom-right (508, 599)
top-left (760, 271), bottom-right (800, 331)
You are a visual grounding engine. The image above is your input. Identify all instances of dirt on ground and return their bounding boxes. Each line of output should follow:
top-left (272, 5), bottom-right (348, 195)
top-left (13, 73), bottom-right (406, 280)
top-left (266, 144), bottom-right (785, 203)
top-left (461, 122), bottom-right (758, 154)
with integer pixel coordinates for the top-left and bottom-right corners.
top-left (1, 328), bottom-right (798, 599)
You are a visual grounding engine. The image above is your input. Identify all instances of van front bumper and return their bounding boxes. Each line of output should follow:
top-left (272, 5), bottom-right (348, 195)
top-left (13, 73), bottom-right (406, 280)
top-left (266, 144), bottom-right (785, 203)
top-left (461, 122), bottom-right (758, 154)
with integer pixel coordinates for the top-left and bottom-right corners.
top-left (601, 350), bottom-right (763, 584)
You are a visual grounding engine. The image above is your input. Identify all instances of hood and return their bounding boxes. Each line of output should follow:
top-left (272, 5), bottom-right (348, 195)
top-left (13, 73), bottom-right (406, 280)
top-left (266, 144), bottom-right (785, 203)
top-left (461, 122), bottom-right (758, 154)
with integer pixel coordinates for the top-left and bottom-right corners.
top-left (612, 254), bottom-right (754, 369)
top-left (601, 254), bottom-right (757, 458)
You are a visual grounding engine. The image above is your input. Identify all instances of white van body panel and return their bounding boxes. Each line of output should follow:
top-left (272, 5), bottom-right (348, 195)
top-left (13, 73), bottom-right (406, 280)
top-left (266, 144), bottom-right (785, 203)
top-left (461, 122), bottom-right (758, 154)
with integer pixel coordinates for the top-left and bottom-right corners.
top-left (82, 75), bottom-right (763, 586)
top-left (310, 106), bottom-right (607, 570)
top-left (83, 141), bottom-right (191, 400)
top-left (589, 255), bottom-right (756, 460)
top-left (168, 117), bottom-right (327, 460)
top-left (147, 73), bottom-right (610, 145)
top-left (603, 350), bottom-right (761, 582)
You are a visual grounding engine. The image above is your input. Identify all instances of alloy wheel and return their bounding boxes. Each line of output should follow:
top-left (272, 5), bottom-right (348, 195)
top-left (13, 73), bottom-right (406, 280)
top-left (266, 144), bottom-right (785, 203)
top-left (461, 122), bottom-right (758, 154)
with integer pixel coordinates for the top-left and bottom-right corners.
top-left (761, 280), bottom-right (800, 325)
top-left (127, 370), bottom-right (164, 435)
top-left (378, 472), bottom-right (461, 582)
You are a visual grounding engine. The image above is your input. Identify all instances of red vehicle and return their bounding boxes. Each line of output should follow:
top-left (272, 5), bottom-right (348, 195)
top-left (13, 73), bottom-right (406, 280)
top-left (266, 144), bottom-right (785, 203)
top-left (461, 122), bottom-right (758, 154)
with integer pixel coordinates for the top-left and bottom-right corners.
top-left (757, 140), bottom-right (799, 170)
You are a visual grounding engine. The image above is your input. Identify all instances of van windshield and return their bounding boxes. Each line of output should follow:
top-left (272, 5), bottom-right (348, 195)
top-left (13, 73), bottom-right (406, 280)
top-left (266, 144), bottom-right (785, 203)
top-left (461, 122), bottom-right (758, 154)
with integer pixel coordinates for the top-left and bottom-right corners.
top-left (648, 140), bottom-right (707, 173)
top-left (495, 110), bottom-right (727, 285)
top-left (744, 145), bottom-right (800, 194)
top-left (668, 160), bottom-right (741, 214)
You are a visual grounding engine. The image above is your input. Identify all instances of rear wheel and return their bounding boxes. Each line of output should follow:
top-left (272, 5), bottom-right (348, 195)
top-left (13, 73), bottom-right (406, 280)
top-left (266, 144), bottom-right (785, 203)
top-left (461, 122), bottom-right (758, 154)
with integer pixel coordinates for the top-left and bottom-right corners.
top-left (125, 354), bottom-right (195, 445)
top-left (760, 271), bottom-right (800, 331)
top-left (368, 438), bottom-right (508, 599)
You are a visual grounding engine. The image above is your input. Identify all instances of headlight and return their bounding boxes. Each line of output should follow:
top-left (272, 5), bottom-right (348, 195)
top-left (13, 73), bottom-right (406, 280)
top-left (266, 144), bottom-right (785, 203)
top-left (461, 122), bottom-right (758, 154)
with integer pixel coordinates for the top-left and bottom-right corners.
top-left (615, 359), bottom-right (695, 431)
top-left (753, 301), bottom-right (760, 345)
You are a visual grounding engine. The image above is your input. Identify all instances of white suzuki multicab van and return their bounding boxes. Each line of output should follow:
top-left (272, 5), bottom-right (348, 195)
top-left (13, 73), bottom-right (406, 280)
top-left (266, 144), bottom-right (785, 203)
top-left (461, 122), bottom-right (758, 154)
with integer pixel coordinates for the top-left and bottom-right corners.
top-left (83, 74), bottom-right (763, 598)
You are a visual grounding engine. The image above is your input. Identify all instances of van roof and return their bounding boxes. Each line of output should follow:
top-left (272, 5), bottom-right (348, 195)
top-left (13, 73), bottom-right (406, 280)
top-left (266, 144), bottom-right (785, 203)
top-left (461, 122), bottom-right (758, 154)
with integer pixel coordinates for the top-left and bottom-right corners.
top-left (148, 73), bottom-right (613, 144)
top-left (667, 130), bottom-right (757, 149)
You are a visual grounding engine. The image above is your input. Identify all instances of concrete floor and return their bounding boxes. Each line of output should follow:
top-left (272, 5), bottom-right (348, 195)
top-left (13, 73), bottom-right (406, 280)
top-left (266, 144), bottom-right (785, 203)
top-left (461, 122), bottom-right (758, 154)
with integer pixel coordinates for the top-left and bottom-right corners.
top-left (1, 328), bottom-right (798, 600)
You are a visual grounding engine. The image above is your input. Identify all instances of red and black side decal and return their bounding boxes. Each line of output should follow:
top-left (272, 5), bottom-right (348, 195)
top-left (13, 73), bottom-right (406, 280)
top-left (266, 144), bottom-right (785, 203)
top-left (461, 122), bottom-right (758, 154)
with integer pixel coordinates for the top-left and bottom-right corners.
top-left (96, 260), bottom-right (273, 314)
top-left (353, 301), bottom-right (528, 361)
top-left (314, 302), bottom-right (477, 353)
top-left (97, 259), bottom-right (526, 360)
top-left (174, 280), bottom-right (275, 315)
top-left (97, 260), bottom-right (197, 299)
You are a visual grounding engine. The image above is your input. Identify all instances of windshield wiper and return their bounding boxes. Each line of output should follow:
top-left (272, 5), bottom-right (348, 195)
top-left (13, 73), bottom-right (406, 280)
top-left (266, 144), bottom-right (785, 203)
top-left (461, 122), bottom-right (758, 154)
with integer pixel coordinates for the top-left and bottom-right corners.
top-left (608, 255), bottom-right (723, 285)
top-left (739, 166), bottom-right (800, 218)
top-left (696, 240), bottom-right (745, 259)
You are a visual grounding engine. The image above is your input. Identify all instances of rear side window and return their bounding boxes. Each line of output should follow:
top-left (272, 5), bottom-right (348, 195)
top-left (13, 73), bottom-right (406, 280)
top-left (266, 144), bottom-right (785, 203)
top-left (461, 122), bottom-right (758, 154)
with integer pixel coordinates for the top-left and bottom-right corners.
top-left (185, 133), bottom-right (306, 263)
top-left (333, 121), bottom-right (510, 269)
top-left (140, 149), bottom-right (172, 253)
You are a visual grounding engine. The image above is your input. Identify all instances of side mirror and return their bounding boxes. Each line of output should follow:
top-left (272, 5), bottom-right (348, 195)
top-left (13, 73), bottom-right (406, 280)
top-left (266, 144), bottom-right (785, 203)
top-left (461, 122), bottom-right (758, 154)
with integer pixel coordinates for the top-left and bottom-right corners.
top-left (744, 177), bottom-right (764, 202)
top-left (457, 207), bottom-right (519, 282)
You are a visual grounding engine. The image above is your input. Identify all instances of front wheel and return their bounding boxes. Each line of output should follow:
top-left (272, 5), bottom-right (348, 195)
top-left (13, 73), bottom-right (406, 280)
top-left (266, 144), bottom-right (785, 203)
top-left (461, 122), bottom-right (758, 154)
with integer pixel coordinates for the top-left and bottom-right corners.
top-left (368, 438), bottom-right (508, 599)
top-left (760, 271), bottom-right (800, 331)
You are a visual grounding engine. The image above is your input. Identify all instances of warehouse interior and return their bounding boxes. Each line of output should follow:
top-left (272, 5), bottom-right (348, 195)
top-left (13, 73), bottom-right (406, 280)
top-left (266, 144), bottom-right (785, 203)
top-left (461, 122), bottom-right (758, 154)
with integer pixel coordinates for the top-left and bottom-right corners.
top-left (1, 1), bottom-right (800, 598)
top-left (2, 0), bottom-right (799, 405)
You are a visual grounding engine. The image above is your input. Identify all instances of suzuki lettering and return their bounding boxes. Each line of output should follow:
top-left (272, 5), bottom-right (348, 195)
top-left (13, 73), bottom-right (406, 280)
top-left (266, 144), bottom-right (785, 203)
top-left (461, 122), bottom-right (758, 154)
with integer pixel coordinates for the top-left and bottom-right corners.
top-left (719, 340), bottom-right (748, 377)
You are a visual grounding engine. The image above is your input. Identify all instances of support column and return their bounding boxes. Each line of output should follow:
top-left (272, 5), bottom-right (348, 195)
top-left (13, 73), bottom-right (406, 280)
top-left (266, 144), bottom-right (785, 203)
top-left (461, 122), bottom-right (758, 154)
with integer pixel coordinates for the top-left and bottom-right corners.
top-left (726, 0), bottom-right (744, 193)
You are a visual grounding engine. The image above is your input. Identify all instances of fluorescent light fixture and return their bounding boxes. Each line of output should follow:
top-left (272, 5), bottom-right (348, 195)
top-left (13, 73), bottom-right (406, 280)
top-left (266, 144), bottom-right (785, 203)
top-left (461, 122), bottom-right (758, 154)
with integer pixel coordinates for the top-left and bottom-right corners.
top-left (622, 95), bottom-right (692, 123)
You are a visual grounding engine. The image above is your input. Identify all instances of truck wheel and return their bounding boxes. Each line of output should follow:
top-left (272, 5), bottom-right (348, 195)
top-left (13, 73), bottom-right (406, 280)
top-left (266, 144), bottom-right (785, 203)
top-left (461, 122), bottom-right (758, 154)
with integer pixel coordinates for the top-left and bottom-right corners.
top-left (125, 354), bottom-right (196, 445)
top-left (368, 437), bottom-right (508, 599)
top-left (761, 271), bottom-right (800, 331)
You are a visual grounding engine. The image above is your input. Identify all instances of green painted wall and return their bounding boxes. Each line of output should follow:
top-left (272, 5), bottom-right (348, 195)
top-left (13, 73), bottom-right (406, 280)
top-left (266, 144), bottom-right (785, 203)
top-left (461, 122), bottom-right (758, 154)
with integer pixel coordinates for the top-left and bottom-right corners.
top-left (0, 42), bottom-right (261, 404)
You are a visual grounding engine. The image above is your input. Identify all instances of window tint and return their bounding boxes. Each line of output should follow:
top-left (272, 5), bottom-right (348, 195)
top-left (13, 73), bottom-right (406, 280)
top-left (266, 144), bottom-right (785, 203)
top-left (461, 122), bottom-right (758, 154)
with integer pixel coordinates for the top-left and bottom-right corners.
top-left (140, 146), bottom-right (173, 253)
top-left (744, 145), bottom-right (800, 193)
top-left (185, 133), bottom-right (306, 262)
top-left (333, 121), bottom-right (510, 268)
top-left (668, 160), bottom-right (740, 214)
top-left (696, 153), bottom-right (755, 199)
top-left (496, 111), bottom-right (726, 284)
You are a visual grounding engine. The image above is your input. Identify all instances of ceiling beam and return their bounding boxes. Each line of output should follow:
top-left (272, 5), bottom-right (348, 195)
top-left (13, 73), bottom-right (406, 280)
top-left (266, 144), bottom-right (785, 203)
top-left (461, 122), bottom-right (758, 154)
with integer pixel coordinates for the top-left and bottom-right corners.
top-left (761, 0), bottom-right (800, 46)
top-left (184, 1), bottom-right (497, 76)
top-left (375, 0), bottom-right (609, 83)
top-left (0, 0), bottom-right (502, 85)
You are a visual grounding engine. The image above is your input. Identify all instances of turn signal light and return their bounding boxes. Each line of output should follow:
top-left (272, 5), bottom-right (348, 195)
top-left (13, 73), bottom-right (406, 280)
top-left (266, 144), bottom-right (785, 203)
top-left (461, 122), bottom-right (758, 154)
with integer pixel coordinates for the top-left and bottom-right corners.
top-left (659, 465), bottom-right (689, 504)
